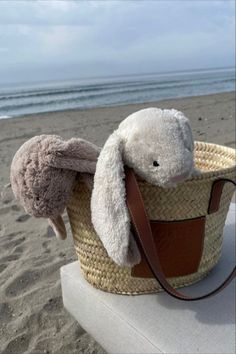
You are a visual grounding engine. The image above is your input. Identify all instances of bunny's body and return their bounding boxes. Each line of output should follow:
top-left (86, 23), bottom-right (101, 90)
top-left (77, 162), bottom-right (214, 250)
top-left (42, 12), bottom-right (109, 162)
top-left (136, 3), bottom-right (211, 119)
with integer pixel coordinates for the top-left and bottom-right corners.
top-left (91, 108), bottom-right (198, 267)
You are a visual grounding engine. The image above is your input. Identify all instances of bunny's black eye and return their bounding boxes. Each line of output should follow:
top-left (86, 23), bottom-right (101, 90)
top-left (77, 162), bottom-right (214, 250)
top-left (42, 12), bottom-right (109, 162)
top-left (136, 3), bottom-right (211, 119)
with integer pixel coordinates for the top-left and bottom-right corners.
top-left (153, 160), bottom-right (159, 167)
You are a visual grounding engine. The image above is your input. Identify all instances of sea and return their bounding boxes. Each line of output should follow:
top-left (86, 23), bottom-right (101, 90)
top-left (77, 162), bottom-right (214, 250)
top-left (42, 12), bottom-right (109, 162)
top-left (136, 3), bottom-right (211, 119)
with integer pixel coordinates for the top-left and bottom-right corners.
top-left (0, 67), bottom-right (235, 119)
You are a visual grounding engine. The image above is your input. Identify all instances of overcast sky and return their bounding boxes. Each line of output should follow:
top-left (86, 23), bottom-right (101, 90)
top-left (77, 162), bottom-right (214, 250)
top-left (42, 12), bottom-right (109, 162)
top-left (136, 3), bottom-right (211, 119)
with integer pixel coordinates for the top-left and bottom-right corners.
top-left (0, 0), bottom-right (235, 84)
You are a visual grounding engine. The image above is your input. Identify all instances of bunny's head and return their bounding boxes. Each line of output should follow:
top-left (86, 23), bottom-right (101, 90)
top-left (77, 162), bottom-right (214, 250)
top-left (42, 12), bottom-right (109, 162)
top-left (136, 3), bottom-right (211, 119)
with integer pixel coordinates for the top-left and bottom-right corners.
top-left (113, 108), bottom-right (194, 187)
top-left (91, 108), bottom-right (196, 267)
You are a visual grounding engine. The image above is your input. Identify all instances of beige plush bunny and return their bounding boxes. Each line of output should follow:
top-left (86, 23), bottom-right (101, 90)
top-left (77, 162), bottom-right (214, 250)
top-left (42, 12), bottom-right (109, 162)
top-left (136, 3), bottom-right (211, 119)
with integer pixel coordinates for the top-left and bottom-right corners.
top-left (91, 108), bottom-right (198, 267)
top-left (10, 134), bottom-right (100, 239)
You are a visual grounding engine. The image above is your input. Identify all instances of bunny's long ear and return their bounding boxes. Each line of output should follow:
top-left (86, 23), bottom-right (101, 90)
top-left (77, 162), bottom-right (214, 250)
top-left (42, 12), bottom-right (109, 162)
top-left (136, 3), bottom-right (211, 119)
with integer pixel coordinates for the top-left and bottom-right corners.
top-left (44, 137), bottom-right (100, 240)
top-left (47, 138), bottom-right (100, 174)
top-left (91, 132), bottom-right (141, 267)
top-left (177, 115), bottom-right (200, 176)
top-left (48, 215), bottom-right (67, 240)
top-left (177, 115), bottom-right (194, 152)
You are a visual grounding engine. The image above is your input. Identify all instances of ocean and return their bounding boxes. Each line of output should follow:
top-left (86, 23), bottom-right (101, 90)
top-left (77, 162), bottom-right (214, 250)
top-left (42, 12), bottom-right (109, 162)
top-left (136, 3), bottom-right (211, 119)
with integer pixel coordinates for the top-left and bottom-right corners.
top-left (0, 67), bottom-right (235, 119)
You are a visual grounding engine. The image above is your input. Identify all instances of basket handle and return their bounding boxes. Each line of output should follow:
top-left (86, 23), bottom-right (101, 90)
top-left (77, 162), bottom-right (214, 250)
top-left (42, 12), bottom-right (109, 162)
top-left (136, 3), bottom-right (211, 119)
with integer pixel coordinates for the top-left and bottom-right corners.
top-left (125, 167), bottom-right (236, 301)
top-left (208, 178), bottom-right (236, 214)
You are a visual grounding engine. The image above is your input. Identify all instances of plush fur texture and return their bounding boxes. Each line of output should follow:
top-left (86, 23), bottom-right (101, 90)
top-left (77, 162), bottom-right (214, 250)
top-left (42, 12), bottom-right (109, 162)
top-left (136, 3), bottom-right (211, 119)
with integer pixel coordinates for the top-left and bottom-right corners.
top-left (91, 108), bottom-right (197, 267)
top-left (11, 135), bottom-right (100, 239)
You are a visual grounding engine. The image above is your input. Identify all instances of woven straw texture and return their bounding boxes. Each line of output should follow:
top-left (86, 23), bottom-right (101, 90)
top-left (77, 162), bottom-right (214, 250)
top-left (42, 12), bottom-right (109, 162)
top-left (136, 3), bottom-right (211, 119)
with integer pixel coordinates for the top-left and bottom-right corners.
top-left (67, 142), bottom-right (236, 295)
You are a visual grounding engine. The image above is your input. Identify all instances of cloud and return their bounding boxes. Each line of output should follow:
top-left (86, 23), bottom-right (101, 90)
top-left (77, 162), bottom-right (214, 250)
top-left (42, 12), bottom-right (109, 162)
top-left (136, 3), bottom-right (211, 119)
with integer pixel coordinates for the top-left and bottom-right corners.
top-left (0, 0), bottom-right (104, 26)
top-left (0, 0), bottom-right (235, 82)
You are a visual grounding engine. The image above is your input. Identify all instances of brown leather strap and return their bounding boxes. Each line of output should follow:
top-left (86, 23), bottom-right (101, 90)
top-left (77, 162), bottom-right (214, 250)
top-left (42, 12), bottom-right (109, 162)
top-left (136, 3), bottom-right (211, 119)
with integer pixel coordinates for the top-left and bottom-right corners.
top-left (125, 166), bottom-right (236, 301)
top-left (208, 178), bottom-right (236, 214)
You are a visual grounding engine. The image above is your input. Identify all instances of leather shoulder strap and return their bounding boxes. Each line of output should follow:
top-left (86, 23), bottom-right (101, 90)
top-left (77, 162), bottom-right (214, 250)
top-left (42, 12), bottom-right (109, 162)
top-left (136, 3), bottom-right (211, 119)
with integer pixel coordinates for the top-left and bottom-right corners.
top-left (125, 166), bottom-right (236, 301)
top-left (208, 178), bottom-right (236, 214)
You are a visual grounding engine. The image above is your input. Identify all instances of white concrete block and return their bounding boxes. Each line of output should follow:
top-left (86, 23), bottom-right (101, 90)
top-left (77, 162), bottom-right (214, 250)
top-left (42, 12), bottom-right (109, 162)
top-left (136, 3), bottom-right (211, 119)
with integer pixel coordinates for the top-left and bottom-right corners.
top-left (61, 204), bottom-right (235, 354)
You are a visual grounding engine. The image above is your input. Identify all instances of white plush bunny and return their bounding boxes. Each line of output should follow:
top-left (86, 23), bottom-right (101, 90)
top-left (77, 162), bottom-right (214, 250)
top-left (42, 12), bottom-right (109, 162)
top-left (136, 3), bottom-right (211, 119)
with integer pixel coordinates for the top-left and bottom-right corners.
top-left (91, 108), bottom-right (197, 267)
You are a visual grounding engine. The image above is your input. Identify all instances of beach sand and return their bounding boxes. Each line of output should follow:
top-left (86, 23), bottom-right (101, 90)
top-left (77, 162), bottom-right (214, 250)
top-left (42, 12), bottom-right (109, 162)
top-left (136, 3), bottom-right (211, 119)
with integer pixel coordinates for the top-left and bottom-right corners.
top-left (0, 91), bottom-right (235, 354)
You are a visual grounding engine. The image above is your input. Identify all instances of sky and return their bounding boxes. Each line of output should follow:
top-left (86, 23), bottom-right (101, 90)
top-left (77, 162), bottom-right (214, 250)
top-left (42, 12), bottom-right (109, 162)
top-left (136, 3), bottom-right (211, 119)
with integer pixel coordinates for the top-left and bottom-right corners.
top-left (0, 0), bottom-right (235, 84)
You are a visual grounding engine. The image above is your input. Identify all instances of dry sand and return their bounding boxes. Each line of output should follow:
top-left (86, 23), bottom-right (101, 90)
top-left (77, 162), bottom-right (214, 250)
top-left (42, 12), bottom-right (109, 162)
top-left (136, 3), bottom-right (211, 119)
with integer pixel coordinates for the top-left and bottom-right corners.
top-left (0, 91), bottom-right (235, 354)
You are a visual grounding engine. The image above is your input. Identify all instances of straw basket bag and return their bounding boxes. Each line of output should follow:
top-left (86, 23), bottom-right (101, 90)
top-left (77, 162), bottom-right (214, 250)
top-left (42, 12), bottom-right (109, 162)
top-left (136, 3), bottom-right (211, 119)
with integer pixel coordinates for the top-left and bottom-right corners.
top-left (67, 141), bottom-right (236, 298)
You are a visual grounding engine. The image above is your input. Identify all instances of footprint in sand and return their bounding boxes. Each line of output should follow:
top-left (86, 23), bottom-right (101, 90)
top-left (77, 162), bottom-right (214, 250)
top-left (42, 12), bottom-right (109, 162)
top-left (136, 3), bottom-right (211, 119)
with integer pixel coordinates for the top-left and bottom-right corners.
top-left (0, 206), bottom-right (12, 215)
top-left (2, 333), bottom-right (30, 354)
top-left (5, 270), bottom-right (42, 297)
top-left (44, 226), bottom-right (55, 238)
top-left (34, 256), bottom-right (54, 267)
top-left (0, 254), bottom-right (21, 274)
top-left (13, 245), bottom-right (25, 254)
top-left (15, 214), bottom-right (31, 222)
top-left (0, 224), bottom-right (5, 237)
top-left (0, 264), bottom-right (8, 273)
top-left (1, 254), bottom-right (21, 262)
top-left (0, 232), bottom-right (21, 246)
top-left (3, 237), bottom-right (25, 250)
top-left (43, 296), bottom-right (63, 313)
top-left (11, 204), bottom-right (21, 212)
top-left (42, 240), bottom-right (51, 254)
top-left (6, 231), bottom-right (22, 240)
top-left (0, 185), bottom-right (14, 205)
top-left (0, 302), bottom-right (13, 323)
top-left (5, 260), bottom-right (67, 297)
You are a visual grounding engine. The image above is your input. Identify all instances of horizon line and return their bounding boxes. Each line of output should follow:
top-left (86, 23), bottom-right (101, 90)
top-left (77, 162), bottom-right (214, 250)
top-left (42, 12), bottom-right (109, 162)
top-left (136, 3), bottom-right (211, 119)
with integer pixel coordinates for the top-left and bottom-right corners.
top-left (1, 65), bottom-right (235, 87)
